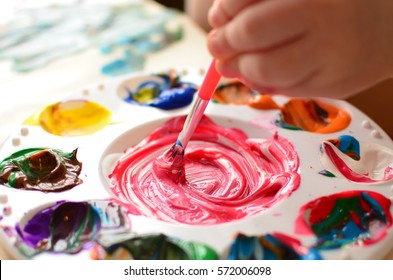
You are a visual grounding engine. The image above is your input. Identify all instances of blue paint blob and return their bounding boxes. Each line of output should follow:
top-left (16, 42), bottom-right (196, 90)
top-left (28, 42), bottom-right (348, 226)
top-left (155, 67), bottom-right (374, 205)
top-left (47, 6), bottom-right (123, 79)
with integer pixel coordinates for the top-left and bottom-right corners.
top-left (319, 135), bottom-right (361, 178)
top-left (227, 233), bottom-right (323, 260)
top-left (336, 135), bottom-right (360, 160)
top-left (123, 72), bottom-right (198, 110)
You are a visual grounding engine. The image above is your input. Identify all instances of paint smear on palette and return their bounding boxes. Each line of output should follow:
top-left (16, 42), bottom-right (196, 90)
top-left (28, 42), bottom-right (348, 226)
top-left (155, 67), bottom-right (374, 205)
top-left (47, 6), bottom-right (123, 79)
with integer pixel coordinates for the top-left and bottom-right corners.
top-left (295, 191), bottom-right (392, 249)
top-left (90, 234), bottom-right (218, 260)
top-left (123, 71), bottom-right (198, 110)
top-left (320, 135), bottom-right (393, 184)
top-left (213, 82), bottom-right (351, 133)
top-left (24, 99), bottom-right (112, 136)
top-left (227, 233), bottom-right (322, 260)
top-left (0, 148), bottom-right (82, 192)
top-left (276, 99), bottom-right (351, 133)
top-left (213, 81), bottom-right (280, 110)
top-left (109, 115), bottom-right (300, 225)
top-left (15, 200), bottom-right (130, 257)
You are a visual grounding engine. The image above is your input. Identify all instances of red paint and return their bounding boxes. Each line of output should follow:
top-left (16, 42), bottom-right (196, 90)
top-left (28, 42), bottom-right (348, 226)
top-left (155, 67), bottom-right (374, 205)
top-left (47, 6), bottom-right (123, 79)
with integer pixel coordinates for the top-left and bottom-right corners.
top-left (109, 116), bottom-right (300, 224)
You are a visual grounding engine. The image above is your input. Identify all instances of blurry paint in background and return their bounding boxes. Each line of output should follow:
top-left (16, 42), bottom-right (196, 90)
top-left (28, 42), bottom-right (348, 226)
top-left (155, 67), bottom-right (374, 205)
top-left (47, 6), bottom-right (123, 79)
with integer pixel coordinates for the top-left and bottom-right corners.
top-left (0, 0), bottom-right (183, 75)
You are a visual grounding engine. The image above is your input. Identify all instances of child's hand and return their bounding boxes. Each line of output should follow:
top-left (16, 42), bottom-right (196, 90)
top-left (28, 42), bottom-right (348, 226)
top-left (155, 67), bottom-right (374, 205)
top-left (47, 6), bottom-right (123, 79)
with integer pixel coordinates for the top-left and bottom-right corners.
top-left (207, 0), bottom-right (393, 98)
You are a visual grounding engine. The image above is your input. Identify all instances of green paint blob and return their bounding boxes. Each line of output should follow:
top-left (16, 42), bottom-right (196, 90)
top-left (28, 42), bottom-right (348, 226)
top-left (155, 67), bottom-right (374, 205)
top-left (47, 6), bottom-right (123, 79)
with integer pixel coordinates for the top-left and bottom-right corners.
top-left (0, 148), bottom-right (82, 192)
top-left (95, 234), bottom-right (219, 260)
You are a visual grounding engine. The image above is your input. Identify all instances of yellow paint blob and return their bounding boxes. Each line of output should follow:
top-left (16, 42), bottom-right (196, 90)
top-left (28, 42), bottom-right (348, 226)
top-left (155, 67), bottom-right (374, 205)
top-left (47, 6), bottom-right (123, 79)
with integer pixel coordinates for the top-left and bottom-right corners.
top-left (25, 99), bottom-right (112, 136)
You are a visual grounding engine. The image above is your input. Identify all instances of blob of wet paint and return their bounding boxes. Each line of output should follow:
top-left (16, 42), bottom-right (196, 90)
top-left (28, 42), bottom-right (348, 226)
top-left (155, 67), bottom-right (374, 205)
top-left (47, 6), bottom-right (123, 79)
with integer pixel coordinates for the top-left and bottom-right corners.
top-left (227, 232), bottom-right (322, 260)
top-left (212, 82), bottom-right (351, 133)
top-left (16, 201), bottom-right (101, 253)
top-left (15, 200), bottom-right (130, 256)
top-left (123, 71), bottom-right (198, 110)
top-left (213, 81), bottom-right (279, 110)
top-left (320, 135), bottom-right (393, 183)
top-left (109, 115), bottom-right (300, 225)
top-left (295, 190), bottom-right (392, 249)
top-left (274, 99), bottom-right (351, 133)
top-left (90, 233), bottom-right (219, 260)
top-left (24, 99), bottom-right (112, 136)
top-left (0, 148), bottom-right (82, 192)
top-left (319, 135), bottom-right (360, 177)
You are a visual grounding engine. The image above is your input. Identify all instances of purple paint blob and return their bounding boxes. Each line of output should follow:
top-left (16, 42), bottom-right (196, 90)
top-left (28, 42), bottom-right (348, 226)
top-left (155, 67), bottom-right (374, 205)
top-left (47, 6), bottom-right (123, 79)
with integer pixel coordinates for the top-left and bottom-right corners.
top-left (15, 200), bottom-right (131, 255)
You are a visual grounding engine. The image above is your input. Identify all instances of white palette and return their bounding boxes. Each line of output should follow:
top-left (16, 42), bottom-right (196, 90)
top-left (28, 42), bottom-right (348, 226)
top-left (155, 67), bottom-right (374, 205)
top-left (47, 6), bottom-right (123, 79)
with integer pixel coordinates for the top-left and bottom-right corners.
top-left (0, 68), bottom-right (392, 260)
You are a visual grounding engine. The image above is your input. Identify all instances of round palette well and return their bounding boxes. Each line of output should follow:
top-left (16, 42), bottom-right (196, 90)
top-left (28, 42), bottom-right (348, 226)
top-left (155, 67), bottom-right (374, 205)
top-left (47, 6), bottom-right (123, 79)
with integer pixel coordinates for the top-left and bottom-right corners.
top-left (0, 68), bottom-right (393, 260)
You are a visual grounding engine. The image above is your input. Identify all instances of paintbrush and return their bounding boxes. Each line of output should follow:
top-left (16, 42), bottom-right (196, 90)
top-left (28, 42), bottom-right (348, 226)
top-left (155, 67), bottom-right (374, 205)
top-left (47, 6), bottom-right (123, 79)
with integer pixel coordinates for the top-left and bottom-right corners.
top-left (171, 60), bottom-right (221, 159)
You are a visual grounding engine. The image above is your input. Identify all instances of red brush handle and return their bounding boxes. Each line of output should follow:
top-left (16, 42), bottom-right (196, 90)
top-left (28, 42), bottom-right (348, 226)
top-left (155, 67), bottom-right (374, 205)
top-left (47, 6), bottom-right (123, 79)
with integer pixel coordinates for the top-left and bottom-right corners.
top-left (198, 59), bottom-right (221, 100)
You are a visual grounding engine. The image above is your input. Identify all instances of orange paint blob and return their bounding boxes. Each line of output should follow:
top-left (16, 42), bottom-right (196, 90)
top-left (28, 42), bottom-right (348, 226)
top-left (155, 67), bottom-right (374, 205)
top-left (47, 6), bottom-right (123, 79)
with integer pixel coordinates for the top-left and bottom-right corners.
top-left (279, 99), bottom-right (351, 134)
top-left (213, 81), bottom-right (351, 134)
top-left (213, 81), bottom-right (278, 109)
top-left (248, 94), bottom-right (280, 110)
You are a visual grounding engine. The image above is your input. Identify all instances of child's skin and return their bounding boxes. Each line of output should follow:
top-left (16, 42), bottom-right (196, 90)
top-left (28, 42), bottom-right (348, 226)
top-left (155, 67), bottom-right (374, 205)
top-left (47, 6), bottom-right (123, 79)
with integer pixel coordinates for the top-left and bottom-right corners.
top-left (206, 0), bottom-right (393, 98)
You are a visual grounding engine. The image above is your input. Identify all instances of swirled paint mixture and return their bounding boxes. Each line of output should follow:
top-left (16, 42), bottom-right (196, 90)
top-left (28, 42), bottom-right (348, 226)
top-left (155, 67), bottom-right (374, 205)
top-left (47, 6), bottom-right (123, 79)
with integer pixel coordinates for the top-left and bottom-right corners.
top-left (320, 135), bottom-right (393, 183)
top-left (123, 71), bottom-right (198, 110)
top-left (24, 99), bottom-right (112, 136)
top-left (109, 116), bottom-right (300, 224)
top-left (319, 135), bottom-right (360, 178)
top-left (91, 233), bottom-right (218, 260)
top-left (227, 232), bottom-right (322, 260)
top-left (15, 200), bottom-right (130, 256)
top-left (295, 191), bottom-right (392, 249)
top-left (212, 82), bottom-right (351, 133)
top-left (275, 99), bottom-right (351, 133)
top-left (0, 148), bottom-right (82, 192)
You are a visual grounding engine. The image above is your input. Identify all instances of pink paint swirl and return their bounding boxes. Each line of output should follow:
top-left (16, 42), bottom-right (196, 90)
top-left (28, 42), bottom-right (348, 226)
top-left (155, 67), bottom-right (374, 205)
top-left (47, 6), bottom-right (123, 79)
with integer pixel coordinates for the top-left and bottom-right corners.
top-left (109, 116), bottom-right (300, 224)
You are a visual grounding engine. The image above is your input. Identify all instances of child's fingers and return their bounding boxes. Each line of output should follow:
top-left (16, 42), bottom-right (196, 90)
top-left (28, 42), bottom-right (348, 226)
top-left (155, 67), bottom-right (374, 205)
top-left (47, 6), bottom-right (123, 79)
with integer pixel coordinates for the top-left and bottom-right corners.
top-left (216, 37), bottom-right (319, 90)
top-left (208, 0), bottom-right (262, 28)
top-left (208, 0), bottom-right (230, 28)
top-left (227, 0), bottom-right (309, 52)
top-left (207, 28), bottom-right (237, 60)
top-left (208, 0), bottom-right (310, 60)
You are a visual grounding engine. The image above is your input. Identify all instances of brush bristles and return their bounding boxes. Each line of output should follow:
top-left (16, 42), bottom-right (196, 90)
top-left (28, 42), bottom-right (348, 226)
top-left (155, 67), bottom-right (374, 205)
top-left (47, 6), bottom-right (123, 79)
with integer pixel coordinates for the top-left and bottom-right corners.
top-left (170, 141), bottom-right (184, 159)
